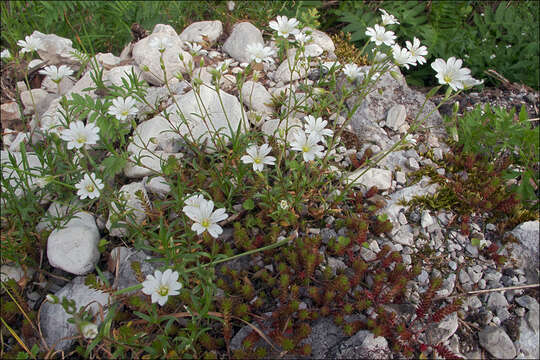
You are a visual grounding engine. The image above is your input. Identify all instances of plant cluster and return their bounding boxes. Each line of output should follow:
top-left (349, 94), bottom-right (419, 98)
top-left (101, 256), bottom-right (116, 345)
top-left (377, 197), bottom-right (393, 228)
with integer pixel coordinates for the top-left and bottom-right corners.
top-left (0, 7), bottom-right (492, 360)
top-left (330, 0), bottom-right (539, 89)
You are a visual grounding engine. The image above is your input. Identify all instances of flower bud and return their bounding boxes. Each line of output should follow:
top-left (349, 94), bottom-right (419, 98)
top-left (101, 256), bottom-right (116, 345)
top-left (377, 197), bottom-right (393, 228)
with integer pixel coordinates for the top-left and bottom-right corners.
top-left (80, 321), bottom-right (99, 339)
top-left (142, 65), bottom-right (150, 72)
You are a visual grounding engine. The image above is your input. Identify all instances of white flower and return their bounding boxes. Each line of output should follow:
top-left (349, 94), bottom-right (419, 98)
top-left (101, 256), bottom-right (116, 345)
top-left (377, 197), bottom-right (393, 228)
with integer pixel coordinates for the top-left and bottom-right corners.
top-left (269, 16), bottom-right (300, 38)
top-left (322, 61), bottom-right (341, 72)
top-left (149, 36), bottom-right (172, 51)
top-left (108, 96), bottom-right (139, 122)
top-left (431, 57), bottom-right (472, 91)
top-left (45, 294), bottom-right (58, 303)
top-left (80, 322), bottom-right (99, 340)
top-left (290, 130), bottom-right (325, 162)
top-left (141, 269), bottom-right (182, 306)
top-left (294, 31), bottom-right (312, 45)
top-left (1, 49), bottom-right (12, 60)
top-left (279, 200), bottom-right (289, 210)
top-left (405, 37), bottom-right (428, 65)
top-left (461, 76), bottom-right (484, 89)
top-left (365, 24), bottom-right (396, 46)
top-left (17, 35), bottom-right (43, 53)
top-left (342, 63), bottom-right (363, 81)
top-left (246, 43), bottom-right (275, 64)
top-left (490, 54), bottom-right (496, 60)
top-left (380, 9), bottom-right (400, 25)
top-left (304, 115), bottom-right (333, 140)
top-left (227, 1), bottom-right (235, 11)
top-left (75, 173), bottom-right (104, 200)
top-left (185, 42), bottom-right (208, 56)
top-left (392, 44), bottom-right (415, 69)
top-left (215, 59), bottom-right (233, 73)
top-left (372, 50), bottom-right (388, 63)
top-left (183, 198), bottom-right (228, 238)
top-left (241, 144), bottom-right (276, 171)
top-left (39, 65), bottom-right (74, 82)
top-left (60, 121), bottom-right (100, 150)
top-left (505, 44), bottom-right (512, 49)
top-left (404, 134), bottom-right (417, 145)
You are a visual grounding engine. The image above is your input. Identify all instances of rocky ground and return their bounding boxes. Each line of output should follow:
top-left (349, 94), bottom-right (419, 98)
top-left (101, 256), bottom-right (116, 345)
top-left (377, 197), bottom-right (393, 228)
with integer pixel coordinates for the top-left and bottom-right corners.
top-left (1, 20), bottom-right (539, 359)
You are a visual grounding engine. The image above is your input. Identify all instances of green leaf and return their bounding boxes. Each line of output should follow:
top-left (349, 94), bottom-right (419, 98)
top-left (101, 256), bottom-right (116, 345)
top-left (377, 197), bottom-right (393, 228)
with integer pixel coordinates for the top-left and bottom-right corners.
top-left (471, 238), bottom-right (481, 248)
top-left (101, 154), bottom-right (127, 179)
top-left (242, 198), bottom-right (255, 211)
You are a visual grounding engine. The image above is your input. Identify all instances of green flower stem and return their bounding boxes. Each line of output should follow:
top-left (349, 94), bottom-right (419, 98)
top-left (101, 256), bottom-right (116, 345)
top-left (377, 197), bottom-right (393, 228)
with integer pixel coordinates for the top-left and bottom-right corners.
top-left (113, 236), bottom-right (290, 296)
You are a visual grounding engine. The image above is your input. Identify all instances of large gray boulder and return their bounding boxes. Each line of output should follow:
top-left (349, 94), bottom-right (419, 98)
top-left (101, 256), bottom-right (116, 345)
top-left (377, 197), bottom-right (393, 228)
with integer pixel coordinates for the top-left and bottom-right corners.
top-left (223, 22), bottom-right (264, 63)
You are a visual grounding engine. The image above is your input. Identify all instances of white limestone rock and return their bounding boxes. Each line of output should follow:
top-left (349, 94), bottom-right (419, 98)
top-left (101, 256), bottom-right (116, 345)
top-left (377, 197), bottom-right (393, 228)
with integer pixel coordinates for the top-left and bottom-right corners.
top-left (105, 65), bottom-right (144, 87)
top-left (152, 24), bottom-right (178, 37)
top-left (47, 212), bottom-right (100, 275)
top-left (346, 168), bottom-right (392, 191)
top-left (275, 53), bottom-right (309, 83)
top-left (145, 176), bottom-right (171, 198)
top-left (179, 20), bottom-right (223, 44)
top-left (223, 22), bottom-right (264, 63)
top-left (385, 104), bottom-right (407, 131)
top-left (94, 52), bottom-right (122, 69)
top-left (1, 102), bottom-right (21, 122)
top-left (132, 33), bottom-right (192, 86)
top-left (31, 30), bottom-right (80, 65)
top-left (478, 325), bottom-right (517, 359)
top-left (261, 117), bottom-right (302, 143)
top-left (304, 28), bottom-right (335, 53)
top-left (239, 81), bottom-right (274, 114)
top-left (1, 150), bottom-right (42, 200)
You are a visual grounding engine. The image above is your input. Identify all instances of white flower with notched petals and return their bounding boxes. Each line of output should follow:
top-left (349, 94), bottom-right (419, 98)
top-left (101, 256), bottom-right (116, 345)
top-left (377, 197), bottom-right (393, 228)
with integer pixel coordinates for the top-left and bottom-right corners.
top-left (365, 24), bottom-right (396, 46)
top-left (246, 43), bottom-right (276, 64)
top-left (269, 16), bottom-right (300, 38)
top-left (80, 322), bottom-right (99, 339)
top-left (215, 59), bottom-right (233, 73)
top-left (392, 44), bottom-right (415, 69)
top-left (304, 115), bottom-right (333, 140)
top-left (185, 42), bottom-right (208, 56)
top-left (461, 76), bottom-right (484, 89)
top-left (294, 31), bottom-right (312, 45)
top-left (17, 35), bottom-right (43, 53)
top-left (107, 96), bottom-right (139, 122)
top-left (343, 63), bottom-right (363, 81)
top-left (141, 269), bottom-right (182, 306)
top-left (60, 121), bottom-right (100, 150)
top-left (279, 200), bottom-right (289, 210)
top-left (183, 198), bottom-right (228, 238)
top-left (149, 36), bottom-right (172, 51)
top-left (372, 50), bottom-right (388, 63)
top-left (405, 37), bottom-right (428, 65)
top-left (1, 49), bottom-right (12, 60)
top-left (39, 65), bottom-right (74, 82)
top-left (380, 9), bottom-right (400, 26)
top-left (431, 57), bottom-right (472, 91)
top-left (290, 130), bottom-right (325, 162)
top-left (241, 144), bottom-right (276, 172)
top-left (75, 173), bottom-right (104, 200)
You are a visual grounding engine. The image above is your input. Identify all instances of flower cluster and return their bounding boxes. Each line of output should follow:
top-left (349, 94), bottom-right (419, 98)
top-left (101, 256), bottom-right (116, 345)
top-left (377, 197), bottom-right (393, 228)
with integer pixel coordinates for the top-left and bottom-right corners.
top-left (289, 115), bottom-right (334, 162)
top-left (183, 194), bottom-right (228, 238)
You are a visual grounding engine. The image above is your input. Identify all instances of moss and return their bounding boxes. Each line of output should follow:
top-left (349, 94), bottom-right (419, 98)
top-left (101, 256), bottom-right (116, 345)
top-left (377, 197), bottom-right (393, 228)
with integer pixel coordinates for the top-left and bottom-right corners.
top-left (331, 32), bottom-right (369, 66)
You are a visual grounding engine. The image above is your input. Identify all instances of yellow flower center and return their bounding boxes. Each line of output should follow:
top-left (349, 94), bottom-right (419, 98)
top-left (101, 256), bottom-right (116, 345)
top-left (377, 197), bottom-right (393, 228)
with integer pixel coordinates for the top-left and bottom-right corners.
top-left (158, 285), bottom-right (169, 296)
top-left (302, 145), bottom-right (310, 153)
top-left (443, 75), bottom-right (452, 84)
top-left (254, 157), bottom-right (262, 164)
top-left (76, 135), bottom-right (87, 144)
top-left (121, 110), bottom-right (129, 117)
top-left (85, 184), bottom-right (95, 193)
top-left (201, 219), bottom-right (210, 228)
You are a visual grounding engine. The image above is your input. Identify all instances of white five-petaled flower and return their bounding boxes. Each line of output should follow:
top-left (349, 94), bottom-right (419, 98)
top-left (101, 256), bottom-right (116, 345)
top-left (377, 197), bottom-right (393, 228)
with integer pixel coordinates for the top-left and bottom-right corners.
top-left (279, 200), bottom-right (289, 210)
top-left (183, 198), bottom-right (228, 238)
top-left (182, 193), bottom-right (207, 216)
top-left (269, 16), bottom-right (300, 38)
top-left (431, 57), bottom-right (472, 91)
top-left (304, 115), bottom-right (333, 140)
top-left (75, 173), bottom-right (104, 200)
top-left (141, 269), bottom-right (182, 306)
top-left (380, 9), bottom-right (400, 25)
top-left (185, 42), bottom-right (208, 56)
top-left (294, 31), bottom-right (312, 45)
top-left (241, 144), bottom-right (276, 171)
top-left (60, 121), bottom-right (100, 150)
top-left (246, 43), bottom-right (276, 64)
top-left (17, 35), bottom-right (43, 53)
top-left (290, 130), bottom-right (325, 162)
top-left (365, 24), bottom-right (396, 46)
top-left (342, 63), bottom-right (363, 81)
top-left (1, 49), bottom-right (12, 60)
top-left (405, 37), bottom-right (428, 65)
top-left (149, 36), bottom-right (172, 51)
top-left (108, 96), bottom-right (139, 122)
top-left (39, 65), bottom-right (74, 82)
top-left (391, 44), bottom-right (415, 69)
top-left (80, 322), bottom-right (99, 340)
